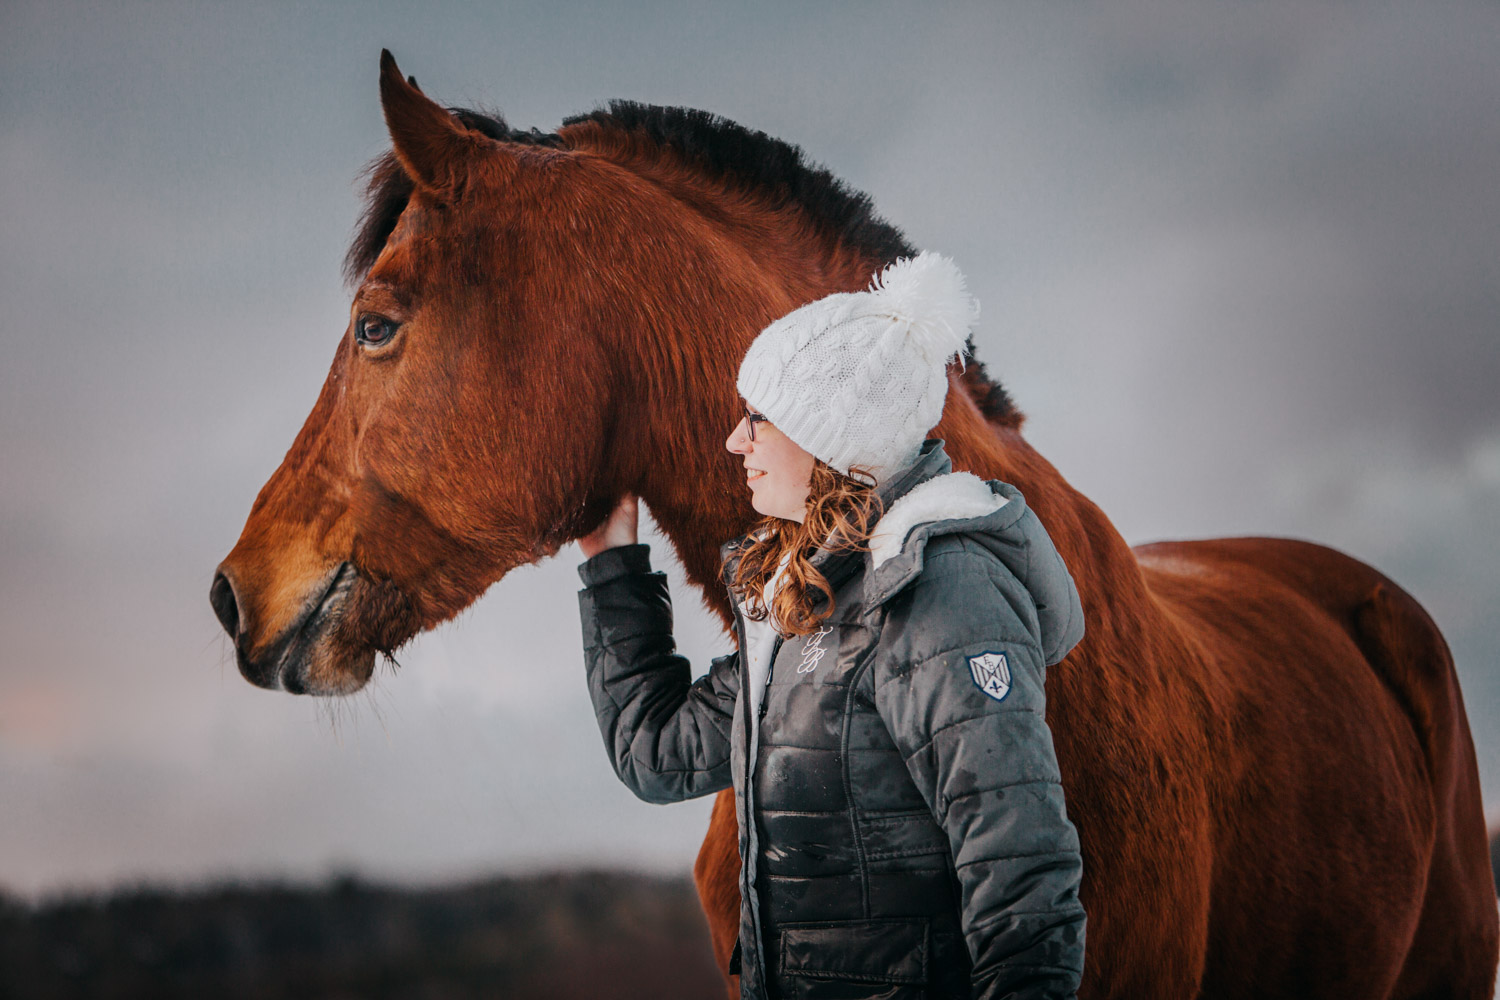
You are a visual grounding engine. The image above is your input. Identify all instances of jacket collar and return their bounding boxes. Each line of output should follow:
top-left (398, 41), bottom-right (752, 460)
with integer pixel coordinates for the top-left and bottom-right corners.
top-left (863, 476), bottom-right (1025, 609)
top-left (872, 438), bottom-right (956, 516)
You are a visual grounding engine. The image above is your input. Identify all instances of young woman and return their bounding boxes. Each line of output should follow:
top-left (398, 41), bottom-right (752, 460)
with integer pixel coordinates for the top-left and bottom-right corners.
top-left (576, 253), bottom-right (1087, 1000)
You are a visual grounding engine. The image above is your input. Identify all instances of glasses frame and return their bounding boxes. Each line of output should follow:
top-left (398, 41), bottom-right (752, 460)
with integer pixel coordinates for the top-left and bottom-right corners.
top-left (743, 404), bottom-right (769, 442)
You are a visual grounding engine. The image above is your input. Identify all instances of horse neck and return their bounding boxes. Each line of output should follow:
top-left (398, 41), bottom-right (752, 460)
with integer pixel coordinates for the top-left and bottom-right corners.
top-left (629, 411), bottom-right (748, 632)
top-left (605, 226), bottom-right (893, 629)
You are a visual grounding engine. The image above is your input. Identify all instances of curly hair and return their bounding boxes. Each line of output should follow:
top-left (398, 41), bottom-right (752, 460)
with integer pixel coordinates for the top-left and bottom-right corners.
top-left (729, 461), bottom-right (883, 637)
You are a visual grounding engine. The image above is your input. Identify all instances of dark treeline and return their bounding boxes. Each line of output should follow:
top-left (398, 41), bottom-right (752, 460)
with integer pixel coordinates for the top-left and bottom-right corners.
top-left (0, 870), bottom-right (725, 1000)
top-left (6, 836), bottom-right (1495, 999)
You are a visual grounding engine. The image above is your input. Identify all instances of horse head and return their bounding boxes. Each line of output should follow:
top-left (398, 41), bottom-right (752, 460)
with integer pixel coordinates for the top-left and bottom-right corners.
top-left (212, 51), bottom-right (957, 695)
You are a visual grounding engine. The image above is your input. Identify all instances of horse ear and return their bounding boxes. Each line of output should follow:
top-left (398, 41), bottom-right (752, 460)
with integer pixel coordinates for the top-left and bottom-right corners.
top-left (378, 50), bottom-right (500, 195)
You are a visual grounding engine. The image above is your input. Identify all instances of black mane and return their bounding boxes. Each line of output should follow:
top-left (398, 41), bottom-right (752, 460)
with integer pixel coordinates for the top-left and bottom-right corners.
top-left (345, 102), bottom-right (916, 281)
top-left (345, 102), bottom-right (1016, 424)
top-left (563, 101), bottom-right (917, 265)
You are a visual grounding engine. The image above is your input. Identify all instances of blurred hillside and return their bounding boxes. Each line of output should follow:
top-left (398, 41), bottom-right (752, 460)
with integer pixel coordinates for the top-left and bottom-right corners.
top-left (0, 870), bottom-right (724, 1000)
top-left (1, 832), bottom-right (1495, 999)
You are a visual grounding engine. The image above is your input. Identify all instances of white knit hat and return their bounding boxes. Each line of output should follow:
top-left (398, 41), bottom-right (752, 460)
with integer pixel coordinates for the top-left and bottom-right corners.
top-left (737, 251), bottom-right (979, 485)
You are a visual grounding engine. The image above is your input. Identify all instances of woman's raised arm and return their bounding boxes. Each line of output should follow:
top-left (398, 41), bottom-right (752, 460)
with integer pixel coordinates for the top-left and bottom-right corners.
top-left (577, 504), bottom-right (739, 804)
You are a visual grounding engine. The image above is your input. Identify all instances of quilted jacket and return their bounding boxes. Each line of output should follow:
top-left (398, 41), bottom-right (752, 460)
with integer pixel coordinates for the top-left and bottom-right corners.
top-left (577, 439), bottom-right (1087, 999)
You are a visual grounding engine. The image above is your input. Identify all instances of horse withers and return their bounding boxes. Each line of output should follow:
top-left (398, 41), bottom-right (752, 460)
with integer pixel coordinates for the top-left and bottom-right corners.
top-left (211, 52), bottom-right (1499, 998)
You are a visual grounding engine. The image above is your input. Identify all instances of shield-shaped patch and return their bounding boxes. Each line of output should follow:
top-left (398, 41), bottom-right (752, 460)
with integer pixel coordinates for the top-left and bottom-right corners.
top-left (967, 650), bottom-right (1012, 701)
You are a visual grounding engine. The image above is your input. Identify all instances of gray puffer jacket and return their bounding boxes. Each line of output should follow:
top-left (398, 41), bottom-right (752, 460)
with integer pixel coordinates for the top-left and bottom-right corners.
top-left (577, 440), bottom-right (1087, 999)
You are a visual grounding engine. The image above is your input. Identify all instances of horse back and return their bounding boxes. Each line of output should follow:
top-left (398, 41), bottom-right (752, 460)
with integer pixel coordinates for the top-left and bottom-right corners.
top-left (1136, 537), bottom-right (1445, 766)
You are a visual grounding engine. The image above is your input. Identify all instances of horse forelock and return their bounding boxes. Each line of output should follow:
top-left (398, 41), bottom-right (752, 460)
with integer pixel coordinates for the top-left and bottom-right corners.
top-left (344, 107), bottom-right (563, 285)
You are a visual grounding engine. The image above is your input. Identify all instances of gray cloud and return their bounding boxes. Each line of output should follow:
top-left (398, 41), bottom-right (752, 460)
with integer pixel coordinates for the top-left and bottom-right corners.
top-left (2, 0), bottom-right (1497, 896)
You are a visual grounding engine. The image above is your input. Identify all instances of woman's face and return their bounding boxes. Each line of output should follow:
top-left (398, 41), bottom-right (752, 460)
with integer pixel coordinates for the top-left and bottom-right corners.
top-left (726, 406), bottom-right (816, 523)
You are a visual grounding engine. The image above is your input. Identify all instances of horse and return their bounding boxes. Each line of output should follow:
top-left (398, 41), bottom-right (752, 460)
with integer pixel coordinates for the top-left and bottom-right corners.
top-left (210, 52), bottom-right (1498, 998)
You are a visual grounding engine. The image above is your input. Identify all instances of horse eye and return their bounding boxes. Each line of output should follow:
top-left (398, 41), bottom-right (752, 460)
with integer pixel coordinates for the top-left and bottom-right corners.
top-left (356, 313), bottom-right (398, 347)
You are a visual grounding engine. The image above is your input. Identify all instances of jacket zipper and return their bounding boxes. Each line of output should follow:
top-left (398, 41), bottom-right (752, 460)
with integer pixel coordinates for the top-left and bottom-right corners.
top-left (743, 631), bottom-right (783, 991)
top-left (759, 634), bottom-right (784, 719)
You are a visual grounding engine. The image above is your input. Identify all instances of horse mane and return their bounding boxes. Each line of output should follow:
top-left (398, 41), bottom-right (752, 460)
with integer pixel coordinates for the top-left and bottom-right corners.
top-left (345, 102), bottom-right (1019, 427)
top-left (566, 102), bottom-right (917, 263)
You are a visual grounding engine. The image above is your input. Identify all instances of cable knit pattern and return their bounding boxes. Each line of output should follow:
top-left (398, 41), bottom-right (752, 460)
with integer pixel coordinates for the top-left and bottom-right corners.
top-left (737, 252), bottom-right (979, 485)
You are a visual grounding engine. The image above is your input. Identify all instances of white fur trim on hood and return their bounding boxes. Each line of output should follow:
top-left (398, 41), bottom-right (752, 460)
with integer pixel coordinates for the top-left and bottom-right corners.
top-left (868, 472), bottom-right (1009, 569)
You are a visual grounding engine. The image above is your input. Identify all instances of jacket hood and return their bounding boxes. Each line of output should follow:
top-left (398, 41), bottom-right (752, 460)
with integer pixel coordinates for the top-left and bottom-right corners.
top-left (863, 440), bottom-right (1084, 667)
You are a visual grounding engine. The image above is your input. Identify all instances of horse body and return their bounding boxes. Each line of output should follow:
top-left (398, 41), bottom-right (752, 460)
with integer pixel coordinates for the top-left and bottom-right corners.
top-left (1136, 540), bottom-right (1443, 996)
top-left (211, 53), bottom-right (1497, 997)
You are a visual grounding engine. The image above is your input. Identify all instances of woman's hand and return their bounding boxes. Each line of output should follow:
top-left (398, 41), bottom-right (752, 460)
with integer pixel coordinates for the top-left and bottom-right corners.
top-left (578, 493), bottom-right (639, 559)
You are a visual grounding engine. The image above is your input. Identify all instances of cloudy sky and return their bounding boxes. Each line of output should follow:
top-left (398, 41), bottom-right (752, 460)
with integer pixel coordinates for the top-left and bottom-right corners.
top-left (2, 1), bottom-right (1497, 898)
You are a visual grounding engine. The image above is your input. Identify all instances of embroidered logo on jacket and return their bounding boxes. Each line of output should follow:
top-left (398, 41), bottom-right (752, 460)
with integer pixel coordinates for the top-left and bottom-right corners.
top-left (797, 625), bottom-right (834, 674)
top-left (968, 650), bottom-right (1012, 701)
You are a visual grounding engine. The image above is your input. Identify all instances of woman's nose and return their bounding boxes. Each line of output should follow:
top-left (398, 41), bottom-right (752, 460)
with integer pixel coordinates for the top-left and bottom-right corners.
top-left (726, 418), bottom-right (751, 454)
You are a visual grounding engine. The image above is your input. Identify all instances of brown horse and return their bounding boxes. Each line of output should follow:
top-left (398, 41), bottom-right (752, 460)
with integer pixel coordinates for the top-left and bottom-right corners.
top-left (211, 52), bottom-right (1498, 998)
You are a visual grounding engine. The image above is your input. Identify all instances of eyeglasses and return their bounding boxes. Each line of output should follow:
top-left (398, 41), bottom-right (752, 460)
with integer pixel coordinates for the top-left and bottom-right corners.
top-left (743, 404), bottom-right (769, 442)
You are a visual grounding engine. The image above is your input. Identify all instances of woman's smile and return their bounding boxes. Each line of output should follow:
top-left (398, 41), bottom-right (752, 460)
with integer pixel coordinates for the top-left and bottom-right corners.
top-left (726, 408), bottom-right (815, 522)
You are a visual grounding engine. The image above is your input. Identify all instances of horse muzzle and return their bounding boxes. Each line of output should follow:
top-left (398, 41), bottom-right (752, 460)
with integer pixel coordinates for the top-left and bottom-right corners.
top-left (210, 561), bottom-right (375, 695)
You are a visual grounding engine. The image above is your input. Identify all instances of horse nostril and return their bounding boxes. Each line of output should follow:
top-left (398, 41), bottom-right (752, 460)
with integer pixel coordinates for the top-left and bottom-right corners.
top-left (210, 570), bottom-right (241, 637)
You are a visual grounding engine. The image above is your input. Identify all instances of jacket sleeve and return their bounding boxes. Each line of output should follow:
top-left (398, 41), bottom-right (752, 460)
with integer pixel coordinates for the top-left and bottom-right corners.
top-left (872, 540), bottom-right (1086, 1000)
top-left (577, 543), bottom-right (738, 805)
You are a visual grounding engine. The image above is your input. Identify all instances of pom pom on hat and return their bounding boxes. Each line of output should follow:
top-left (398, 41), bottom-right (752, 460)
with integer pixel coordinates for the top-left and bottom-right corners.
top-left (867, 252), bottom-right (979, 368)
top-left (737, 251), bottom-right (980, 486)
